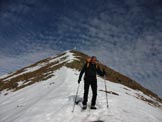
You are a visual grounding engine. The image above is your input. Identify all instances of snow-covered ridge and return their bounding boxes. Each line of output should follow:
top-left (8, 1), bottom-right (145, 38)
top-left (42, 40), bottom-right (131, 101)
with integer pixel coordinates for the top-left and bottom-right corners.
top-left (49, 50), bottom-right (79, 63)
top-left (0, 50), bottom-right (77, 82)
top-left (0, 67), bottom-right (162, 122)
top-left (1, 50), bottom-right (162, 111)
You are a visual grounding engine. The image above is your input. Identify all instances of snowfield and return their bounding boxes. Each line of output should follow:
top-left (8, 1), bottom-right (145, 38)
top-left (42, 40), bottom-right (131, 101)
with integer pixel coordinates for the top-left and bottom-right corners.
top-left (0, 67), bottom-right (162, 122)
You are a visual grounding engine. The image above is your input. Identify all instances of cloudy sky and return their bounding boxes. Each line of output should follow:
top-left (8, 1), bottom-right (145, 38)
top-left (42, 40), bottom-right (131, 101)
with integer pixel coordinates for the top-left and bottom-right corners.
top-left (0, 0), bottom-right (162, 98)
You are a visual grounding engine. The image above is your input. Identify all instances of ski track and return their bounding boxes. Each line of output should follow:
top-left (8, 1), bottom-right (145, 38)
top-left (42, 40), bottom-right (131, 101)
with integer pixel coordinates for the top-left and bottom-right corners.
top-left (0, 67), bottom-right (162, 122)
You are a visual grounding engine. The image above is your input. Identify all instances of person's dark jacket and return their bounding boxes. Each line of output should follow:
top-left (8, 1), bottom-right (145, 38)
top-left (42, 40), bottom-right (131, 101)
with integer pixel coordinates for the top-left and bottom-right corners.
top-left (78, 63), bottom-right (105, 83)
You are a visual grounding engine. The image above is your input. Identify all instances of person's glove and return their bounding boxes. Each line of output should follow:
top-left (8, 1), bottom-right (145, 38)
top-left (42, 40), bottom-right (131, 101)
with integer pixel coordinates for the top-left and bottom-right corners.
top-left (78, 79), bottom-right (81, 84)
top-left (103, 69), bottom-right (106, 76)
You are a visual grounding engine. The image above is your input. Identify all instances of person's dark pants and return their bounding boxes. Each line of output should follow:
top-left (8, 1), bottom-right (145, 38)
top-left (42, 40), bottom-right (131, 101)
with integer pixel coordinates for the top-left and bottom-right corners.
top-left (82, 78), bottom-right (97, 106)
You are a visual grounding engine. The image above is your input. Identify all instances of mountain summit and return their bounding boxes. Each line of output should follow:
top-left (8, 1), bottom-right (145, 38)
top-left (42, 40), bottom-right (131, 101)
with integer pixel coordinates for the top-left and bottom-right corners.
top-left (0, 50), bottom-right (162, 122)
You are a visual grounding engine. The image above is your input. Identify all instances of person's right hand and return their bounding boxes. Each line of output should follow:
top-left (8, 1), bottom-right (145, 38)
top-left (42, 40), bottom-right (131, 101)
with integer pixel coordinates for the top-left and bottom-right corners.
top-left (103, 69), bottom-right (106, 75)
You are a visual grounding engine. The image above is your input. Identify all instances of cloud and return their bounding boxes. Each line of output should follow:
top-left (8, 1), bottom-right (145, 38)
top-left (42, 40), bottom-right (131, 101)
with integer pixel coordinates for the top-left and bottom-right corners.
top-left (75, 6), bottom-right (162, 98)
top-left (0, 0), bottom-right (162, 98)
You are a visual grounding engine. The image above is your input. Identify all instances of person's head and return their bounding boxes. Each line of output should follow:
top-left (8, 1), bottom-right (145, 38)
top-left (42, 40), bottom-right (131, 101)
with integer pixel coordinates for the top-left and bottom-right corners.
top-left (91, 56), bottom-right (97, 64)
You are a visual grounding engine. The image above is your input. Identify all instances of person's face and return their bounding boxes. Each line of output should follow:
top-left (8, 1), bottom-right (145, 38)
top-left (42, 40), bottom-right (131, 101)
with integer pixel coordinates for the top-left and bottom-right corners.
top-left (91, 57), bottom-right (97, 64)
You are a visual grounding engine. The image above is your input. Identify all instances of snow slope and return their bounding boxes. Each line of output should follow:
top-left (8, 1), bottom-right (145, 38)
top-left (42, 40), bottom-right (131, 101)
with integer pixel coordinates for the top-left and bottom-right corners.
top-left (0, 50), bottom-right (76, 82)
top-left (0, 67), bottom-right (162, 122)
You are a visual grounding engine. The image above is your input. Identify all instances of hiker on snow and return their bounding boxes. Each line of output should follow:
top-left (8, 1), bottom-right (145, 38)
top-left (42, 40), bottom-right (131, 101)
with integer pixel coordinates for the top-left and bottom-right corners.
top-left (78, 56), bottom-right (105, 109)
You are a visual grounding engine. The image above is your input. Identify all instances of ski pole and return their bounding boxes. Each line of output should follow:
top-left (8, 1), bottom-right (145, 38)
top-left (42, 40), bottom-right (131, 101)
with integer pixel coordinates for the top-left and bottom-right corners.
top-left (104, 76), bottom-right (109, 108)
top-left (72, 83), bottom-right (80, 112)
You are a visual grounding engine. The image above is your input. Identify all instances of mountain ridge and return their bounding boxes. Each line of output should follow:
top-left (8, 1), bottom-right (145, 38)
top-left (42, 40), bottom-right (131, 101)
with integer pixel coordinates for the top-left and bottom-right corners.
top-left (0, 50), bottom-right (162, 107)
